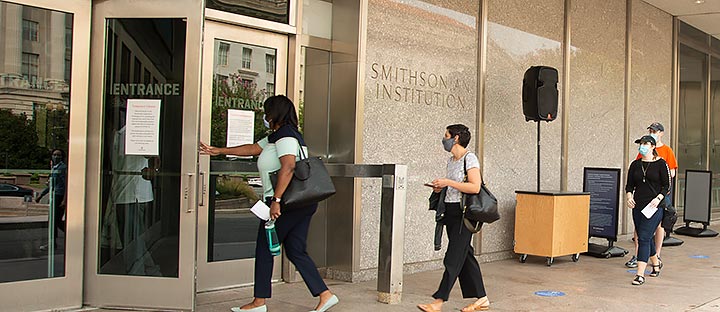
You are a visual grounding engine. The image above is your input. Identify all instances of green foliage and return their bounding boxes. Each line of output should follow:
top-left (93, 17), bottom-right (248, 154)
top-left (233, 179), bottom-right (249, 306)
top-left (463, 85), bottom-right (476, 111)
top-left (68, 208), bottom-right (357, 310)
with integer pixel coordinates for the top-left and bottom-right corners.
top-left (0, 109), bottom-right (52, 170)
top-left (215, 176), bottom-right (259, 201)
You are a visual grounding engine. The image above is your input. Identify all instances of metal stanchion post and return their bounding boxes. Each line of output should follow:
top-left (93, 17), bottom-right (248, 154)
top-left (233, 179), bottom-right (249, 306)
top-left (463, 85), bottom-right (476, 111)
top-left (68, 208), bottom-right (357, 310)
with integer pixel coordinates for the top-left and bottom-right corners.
top-left (376, 164), bottom-right (407, 304)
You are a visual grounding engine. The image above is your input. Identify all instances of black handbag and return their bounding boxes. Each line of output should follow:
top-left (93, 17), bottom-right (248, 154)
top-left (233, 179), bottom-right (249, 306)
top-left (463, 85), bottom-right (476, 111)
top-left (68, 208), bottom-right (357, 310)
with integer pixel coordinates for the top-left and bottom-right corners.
top-left (461, 155), bottom-right (500, 227)
top-left (647, 183), bottom-right (677, 231)
top-left (269, 141), bottom-right (336, 209)
top-left (660, 198), bottom-right (677, 231)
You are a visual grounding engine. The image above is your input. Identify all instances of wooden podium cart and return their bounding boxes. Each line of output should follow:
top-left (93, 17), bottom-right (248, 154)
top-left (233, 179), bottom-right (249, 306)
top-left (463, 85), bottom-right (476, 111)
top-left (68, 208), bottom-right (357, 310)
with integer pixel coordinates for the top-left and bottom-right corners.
top-left (514, 191), bottom-right (590, 266)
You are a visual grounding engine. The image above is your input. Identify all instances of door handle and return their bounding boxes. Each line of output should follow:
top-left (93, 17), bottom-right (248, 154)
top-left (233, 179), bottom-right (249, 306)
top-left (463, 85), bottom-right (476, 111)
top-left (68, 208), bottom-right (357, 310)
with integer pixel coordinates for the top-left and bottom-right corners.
top-left (199, 171), bottom-right (206, 207)
top-left (185, 172), bottom-right (195, 213)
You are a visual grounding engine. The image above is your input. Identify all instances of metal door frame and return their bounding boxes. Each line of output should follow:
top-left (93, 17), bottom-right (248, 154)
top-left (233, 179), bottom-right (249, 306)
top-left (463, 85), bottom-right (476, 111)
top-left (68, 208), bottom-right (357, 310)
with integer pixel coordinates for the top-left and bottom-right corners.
top-left (83, 0), bottom-right (203, 310)
top-left (0, 0), bottom-right (90, 310)
top-left (197, 20), bottom-right (288, 292)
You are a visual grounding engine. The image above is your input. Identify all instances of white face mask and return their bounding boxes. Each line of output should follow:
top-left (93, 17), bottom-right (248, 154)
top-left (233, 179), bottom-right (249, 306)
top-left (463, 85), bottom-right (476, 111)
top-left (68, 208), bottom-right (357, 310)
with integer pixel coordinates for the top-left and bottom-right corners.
top-left (262, 114), bottom-right (271, 128)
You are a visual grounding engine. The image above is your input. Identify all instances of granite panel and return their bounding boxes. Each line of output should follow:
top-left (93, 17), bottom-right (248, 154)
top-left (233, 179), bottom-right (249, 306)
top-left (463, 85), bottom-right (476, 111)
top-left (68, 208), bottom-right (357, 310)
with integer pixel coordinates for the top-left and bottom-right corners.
top-left (567, 0), bottom-right (626, 195)
top-left (483, 0), bottom-right (565, 254)
top-left (362, 0), bottom-right (480, 269)
top-left (626, 0), bottom-right (672, 232)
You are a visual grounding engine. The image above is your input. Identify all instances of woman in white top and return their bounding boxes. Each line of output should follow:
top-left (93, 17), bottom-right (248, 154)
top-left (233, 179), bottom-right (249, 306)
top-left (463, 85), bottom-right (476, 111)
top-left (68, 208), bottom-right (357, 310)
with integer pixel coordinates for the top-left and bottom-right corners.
top-left (418, 124), bottom-right (490, 312)
top-left (200, 95), bottom-right (338, 312)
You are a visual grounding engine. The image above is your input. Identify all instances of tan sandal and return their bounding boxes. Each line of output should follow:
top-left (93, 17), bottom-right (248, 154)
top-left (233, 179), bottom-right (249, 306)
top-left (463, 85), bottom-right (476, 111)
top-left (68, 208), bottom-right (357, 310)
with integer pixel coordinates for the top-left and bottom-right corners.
top-left (462, 298), bottom-right (490, 311)
top-left (417, 303), bottom-right (441, 312)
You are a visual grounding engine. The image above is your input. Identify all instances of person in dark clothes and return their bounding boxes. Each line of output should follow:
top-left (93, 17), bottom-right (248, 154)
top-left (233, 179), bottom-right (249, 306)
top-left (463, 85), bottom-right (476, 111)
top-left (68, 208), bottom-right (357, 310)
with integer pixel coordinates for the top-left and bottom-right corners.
top-left (200, 95), bottom-right (338, 312)
top-left (625, 135), bottom-right (669, 286)
top-left (418, 124), bottom-right (490, 312)
top-left (36, 148), bottom-right (68, 251)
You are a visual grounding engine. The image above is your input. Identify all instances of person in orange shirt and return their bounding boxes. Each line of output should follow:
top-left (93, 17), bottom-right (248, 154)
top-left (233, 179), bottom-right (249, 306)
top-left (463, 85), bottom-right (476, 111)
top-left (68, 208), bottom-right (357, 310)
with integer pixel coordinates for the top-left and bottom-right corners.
top-left (625, 122), bottom-right (677, 268)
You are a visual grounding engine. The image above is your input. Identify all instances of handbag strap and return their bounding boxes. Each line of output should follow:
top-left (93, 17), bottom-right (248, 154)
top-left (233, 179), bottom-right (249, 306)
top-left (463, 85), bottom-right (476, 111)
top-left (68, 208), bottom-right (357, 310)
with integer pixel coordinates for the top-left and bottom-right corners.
top-left (283, 127), bottom-right (308, 160)
top-left (463, 153), bottom-right (486, 186)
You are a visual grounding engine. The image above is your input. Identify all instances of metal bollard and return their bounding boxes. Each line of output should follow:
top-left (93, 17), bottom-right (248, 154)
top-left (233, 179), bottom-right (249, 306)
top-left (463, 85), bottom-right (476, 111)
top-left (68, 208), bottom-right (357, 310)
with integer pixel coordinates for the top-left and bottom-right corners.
top-left (377, 164), bottom-right (407, 304)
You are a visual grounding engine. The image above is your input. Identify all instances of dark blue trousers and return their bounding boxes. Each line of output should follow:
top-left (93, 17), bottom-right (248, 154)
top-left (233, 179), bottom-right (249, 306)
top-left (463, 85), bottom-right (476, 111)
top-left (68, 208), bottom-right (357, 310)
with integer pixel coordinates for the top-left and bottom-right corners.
top-left (632, 203), bottom-right (663, 263)
top-left (254, 202), bottom-right (327, 298)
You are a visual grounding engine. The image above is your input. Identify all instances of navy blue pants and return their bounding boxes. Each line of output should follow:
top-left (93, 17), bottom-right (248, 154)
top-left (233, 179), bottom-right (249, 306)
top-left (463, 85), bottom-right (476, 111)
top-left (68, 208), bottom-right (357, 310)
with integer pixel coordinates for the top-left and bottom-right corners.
top-left (432, 203), bottom-right (486, 301)
top-left (632, 202), bottom-right (663, 263)
top-left (254, 202), bottom-right (327, 298)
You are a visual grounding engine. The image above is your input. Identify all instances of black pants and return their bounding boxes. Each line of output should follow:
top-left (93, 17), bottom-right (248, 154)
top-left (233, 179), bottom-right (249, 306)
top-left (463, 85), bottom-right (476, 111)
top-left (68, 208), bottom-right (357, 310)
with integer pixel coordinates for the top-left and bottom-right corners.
top-left (433, 203), bottom-right (487, 301)
top-left (254, 202), bottom-right (328, 298)
top-left (51, 194), bottom-right (66, 240)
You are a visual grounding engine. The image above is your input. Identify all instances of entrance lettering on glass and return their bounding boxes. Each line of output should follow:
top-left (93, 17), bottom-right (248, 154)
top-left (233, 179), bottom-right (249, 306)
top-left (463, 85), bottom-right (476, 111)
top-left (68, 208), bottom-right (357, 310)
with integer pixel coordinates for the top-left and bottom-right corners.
top-left (111, 83), bottom-right (181, 96)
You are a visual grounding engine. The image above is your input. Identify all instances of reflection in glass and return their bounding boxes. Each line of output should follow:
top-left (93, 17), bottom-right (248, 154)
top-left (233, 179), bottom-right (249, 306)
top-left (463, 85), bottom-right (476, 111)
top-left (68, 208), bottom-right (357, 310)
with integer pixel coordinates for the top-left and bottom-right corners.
top-left (208, 39), bottom-right (276, 262)
top-left (711, 57), bottom-right (720, 217)
top-left (0, 2), bottom-right (72, 283)
top-left (98, 19), bottom-right (186, 277)
top-left (678, 44), bottom-right (708, 172)
top-left (677, 44), bottom-right (708, 214)
top-left (206, 0), bottom-right (290, 24)
top-left (680, 21), bottom-right (709, 49)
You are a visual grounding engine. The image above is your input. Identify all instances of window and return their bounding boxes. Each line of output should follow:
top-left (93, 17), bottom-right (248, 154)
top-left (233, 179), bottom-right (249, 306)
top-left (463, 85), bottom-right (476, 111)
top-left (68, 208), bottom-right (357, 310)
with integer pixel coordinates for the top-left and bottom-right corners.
top-left (22, 53), bottom-right (39, 84)
top-left (218, 42), bottom-right (230, 66)
top-left (22, 19), bottom-right (38, 41)
top-left (265, 54), bottom-right (275, 74)
top-left (241, 78), bottom-right (253, 87)
top-left (242, 47), bottom-right (252, 69)
top-left (266, 82), bottom-right (275, 95)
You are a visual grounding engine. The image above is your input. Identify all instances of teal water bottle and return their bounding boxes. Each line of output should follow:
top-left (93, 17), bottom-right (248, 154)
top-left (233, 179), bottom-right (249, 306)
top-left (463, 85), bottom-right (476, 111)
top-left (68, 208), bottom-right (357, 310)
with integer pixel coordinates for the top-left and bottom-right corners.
top-left (265, 220), bottom-right (281, 256)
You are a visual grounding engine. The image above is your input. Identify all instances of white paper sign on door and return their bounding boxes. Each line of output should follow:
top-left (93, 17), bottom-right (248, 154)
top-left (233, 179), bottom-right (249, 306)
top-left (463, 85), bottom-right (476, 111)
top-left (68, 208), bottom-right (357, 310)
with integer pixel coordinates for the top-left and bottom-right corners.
top-left (226, 109), bottom-right (255, 159)
top-left (125, 99), bottom-right (161, 156)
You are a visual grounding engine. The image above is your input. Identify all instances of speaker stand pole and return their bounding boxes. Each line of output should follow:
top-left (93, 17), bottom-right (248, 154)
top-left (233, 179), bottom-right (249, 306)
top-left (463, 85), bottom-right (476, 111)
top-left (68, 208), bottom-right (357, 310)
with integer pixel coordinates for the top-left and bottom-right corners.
top-left (537, 121), bottom-right (541, 192)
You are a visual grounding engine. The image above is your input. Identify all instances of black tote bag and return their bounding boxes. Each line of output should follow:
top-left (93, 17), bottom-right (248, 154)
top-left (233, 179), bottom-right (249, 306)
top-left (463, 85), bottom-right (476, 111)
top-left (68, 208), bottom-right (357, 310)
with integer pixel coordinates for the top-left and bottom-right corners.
top-left (461, 155), bottom-right (500, 224)
top-left (269, 142), bottom-right (336, 209)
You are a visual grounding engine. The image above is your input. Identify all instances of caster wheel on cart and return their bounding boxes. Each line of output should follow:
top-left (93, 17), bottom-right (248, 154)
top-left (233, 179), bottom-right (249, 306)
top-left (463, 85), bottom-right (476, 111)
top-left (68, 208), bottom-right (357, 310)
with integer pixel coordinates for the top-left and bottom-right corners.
top-left (519, 254), bottom-right (528, 263)
top-left (546, 257), bottom-right (554, 266)
top-left (572, 253), bottom-right (580, 262)
top-left (605, 253), bottom-right (612, 259)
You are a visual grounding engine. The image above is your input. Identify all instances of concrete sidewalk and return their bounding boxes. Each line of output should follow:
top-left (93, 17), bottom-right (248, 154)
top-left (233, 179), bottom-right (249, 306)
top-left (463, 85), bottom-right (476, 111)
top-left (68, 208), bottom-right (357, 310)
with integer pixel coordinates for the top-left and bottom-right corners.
top-left (197, 226), bottom-right (720, 312)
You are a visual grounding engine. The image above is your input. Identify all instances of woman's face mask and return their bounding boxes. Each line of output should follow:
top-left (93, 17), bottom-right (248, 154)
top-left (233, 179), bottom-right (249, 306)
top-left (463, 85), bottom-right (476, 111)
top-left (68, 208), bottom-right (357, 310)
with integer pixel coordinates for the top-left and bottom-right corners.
top-left (638, 144), bottom-right (652, 156)
top-left (442, 137), bottom-right (455, 152)
top-left (262, 114), bottom-right (271, 129)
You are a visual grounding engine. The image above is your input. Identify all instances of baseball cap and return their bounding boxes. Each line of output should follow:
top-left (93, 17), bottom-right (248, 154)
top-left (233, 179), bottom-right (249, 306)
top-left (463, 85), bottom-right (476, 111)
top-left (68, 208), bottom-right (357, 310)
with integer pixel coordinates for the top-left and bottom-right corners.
top-left (634, 135), bottom-right (656, 145)
top-left (647, 122), bottom-right (664, 132)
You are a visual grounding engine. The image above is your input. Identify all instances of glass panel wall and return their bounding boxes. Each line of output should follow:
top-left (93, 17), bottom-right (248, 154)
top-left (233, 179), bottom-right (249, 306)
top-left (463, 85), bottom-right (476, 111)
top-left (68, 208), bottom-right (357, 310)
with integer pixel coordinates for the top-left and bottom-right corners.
top-left (206, 0), bottom-right (290, 24)
top-left (711, 57), bottom-right (720, 211)
top-left (98, 18), bottom-right (186, 277)
top-left (677, 21), bottom-right (720, 221)
top-left (207, 39), bottom-right (275, 262)
top-left (678, 44), bottom-right (708, 172)
top-left (0, 2), bottom-right (73, 282)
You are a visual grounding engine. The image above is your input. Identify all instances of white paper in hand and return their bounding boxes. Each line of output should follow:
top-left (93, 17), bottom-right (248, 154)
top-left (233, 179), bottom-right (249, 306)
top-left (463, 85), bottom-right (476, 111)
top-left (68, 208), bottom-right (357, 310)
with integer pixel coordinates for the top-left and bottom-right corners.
top-left (641, 202), bottom-right (658, 219)
top-left (251, 200), bottom-right (271, 221)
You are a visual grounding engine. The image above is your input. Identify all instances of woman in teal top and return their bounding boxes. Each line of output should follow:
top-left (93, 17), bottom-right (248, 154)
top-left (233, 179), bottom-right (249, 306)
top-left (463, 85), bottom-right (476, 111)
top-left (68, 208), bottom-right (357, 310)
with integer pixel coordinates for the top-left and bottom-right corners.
top-left (200, 95), bottom-right (338, 312)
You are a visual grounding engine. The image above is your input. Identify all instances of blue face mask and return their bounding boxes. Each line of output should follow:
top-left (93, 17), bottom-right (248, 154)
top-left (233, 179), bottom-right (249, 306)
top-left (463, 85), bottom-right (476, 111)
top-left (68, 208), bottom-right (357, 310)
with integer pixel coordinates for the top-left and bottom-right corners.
top-left (650, 133), bottom-right (659, 143)
top-left (638, 145), bottom-right (651, 156)
top-left (442, 137), bottom-right (455, 152)
top-left (262, 114), bottom-right (271, 129)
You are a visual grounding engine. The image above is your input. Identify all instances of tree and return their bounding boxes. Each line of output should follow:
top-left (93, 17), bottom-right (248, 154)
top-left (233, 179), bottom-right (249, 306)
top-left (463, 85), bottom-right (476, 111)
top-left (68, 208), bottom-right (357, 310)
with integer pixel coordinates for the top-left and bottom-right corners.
top-left (0, 109), bottom-right (49, 170)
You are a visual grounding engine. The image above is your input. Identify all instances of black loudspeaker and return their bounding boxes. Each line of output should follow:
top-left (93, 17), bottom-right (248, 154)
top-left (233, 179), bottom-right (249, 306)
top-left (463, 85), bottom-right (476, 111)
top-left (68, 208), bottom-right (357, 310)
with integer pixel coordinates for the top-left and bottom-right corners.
top-left (522, 66), bottom-right (558, 122)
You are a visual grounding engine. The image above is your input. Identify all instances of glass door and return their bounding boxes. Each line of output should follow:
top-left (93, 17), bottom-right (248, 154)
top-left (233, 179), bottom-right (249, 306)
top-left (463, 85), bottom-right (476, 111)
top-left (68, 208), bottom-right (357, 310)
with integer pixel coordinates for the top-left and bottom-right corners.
top-left (197, 21), bottom-right (288, 291)
top-left (83, 0), bottom-right (203, 310)
top-left (0, 0), bottom-right (90, 311)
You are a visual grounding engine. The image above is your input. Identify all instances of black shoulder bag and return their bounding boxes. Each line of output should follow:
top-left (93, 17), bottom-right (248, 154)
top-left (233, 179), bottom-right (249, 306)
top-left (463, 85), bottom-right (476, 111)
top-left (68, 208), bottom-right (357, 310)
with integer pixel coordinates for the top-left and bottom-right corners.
top-left (647, 179), bottom-right (677, 231)
top-left (461, 155), bottom-right (500, 232)
top-left (269, 135), bottom-right (336, 209)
